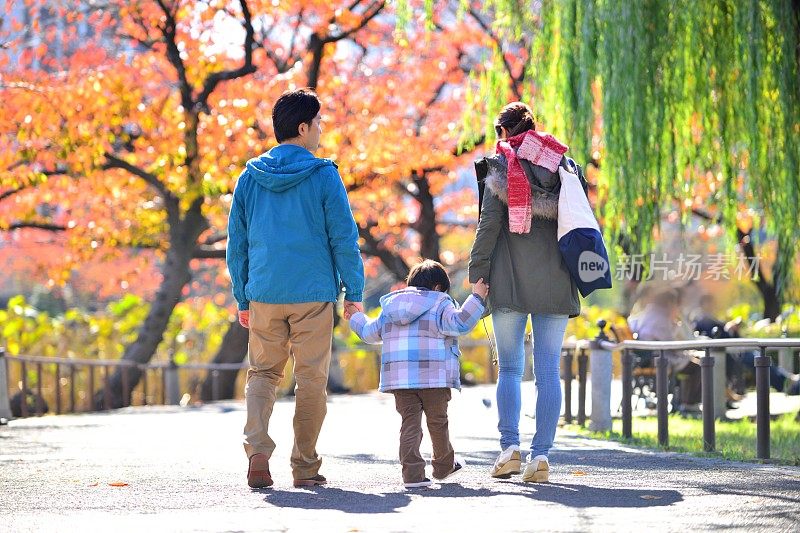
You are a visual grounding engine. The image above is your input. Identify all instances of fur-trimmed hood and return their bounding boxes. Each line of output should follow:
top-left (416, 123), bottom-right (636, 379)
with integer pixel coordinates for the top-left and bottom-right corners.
top-left (483, 153), bottom-right (567, 221)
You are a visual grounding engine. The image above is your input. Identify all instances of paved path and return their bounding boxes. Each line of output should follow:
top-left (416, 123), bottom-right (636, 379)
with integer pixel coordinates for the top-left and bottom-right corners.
top-left (2, 384), bottom-right (799, 532)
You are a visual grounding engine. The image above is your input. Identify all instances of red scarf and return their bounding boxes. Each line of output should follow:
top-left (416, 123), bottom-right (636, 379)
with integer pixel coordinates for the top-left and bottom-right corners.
top-left (495, 130), bottom-right (568, 234)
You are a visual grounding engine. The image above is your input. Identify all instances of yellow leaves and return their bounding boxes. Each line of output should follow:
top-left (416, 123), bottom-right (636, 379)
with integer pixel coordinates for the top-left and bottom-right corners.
top-left (5, 340), bottom-right (20, 356)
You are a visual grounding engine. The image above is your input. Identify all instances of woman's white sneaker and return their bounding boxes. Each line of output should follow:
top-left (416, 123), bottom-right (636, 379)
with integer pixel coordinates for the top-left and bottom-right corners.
top-left (522, 454), bottom-right (550, 483)
top-left (491, 445), bottom-right (522, 479)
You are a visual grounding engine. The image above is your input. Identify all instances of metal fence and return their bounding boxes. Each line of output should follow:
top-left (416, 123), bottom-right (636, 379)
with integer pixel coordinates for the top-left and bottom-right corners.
top-left (2, 330), bottom-right (798, 461)
top-left (559, 325), bottom-right (800, 461)
top-left (0, 340), bottom-right (497, 418)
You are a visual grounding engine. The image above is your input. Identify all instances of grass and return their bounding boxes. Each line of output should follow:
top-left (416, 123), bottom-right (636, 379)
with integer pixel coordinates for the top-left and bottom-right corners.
top-left (569, 413), bottom-right (800, 466)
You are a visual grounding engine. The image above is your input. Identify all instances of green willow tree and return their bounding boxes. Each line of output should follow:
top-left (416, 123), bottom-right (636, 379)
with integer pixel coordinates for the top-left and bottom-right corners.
top-left (407, 0), bottom-right (800, 318)
top-left (535, 0), bottom-right (800, 319)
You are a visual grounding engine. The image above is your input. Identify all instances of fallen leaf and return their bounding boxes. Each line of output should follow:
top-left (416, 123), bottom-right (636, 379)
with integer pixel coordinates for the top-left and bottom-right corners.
top-left (640, 495), bottom-right (662, 500)
top-left (109, 482), bottom-right (129, 487)
top-left (88, 482), bottom-right (98, 487)
top-left (572, 471), bottom-right (588, 476)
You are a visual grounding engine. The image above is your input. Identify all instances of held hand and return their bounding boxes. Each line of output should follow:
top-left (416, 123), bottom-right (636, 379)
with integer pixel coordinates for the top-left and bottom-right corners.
top-left (343, 300), bottom-right (363, 320)
top-left (473, 278), bottom-right (489, 299)
top-left (238, 310), bottom-right (250, 329)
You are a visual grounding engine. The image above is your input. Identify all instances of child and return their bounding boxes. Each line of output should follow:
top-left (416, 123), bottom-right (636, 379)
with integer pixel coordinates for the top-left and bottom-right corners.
top-left (349, 260), bottom-right (489, 488)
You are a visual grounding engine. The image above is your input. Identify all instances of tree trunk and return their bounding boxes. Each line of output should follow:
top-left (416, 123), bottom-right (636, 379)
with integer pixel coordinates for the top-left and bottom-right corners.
top-left (307, 33), bottom-right (324, 89)
top-left (759, 285), bottom-right (781, 322)
top-left (412, 172), bottom-right (442, 262)
top-left (737, 227), bottom-right (782, 321)
top-left (94, 204), bottom-right (208, 409)
top-left (199, 320), bottom-right (248, 401)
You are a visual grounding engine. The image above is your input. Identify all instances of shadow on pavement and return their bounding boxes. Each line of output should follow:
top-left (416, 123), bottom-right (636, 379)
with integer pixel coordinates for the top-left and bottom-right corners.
top-left (505, 482), bottom-right (683, 508)
top-left (262, 487), bottom-right (412, 513)
top-left (261, 482), bottom-right (681, 514)
top-left (700, 484), bottom-right (800, 504)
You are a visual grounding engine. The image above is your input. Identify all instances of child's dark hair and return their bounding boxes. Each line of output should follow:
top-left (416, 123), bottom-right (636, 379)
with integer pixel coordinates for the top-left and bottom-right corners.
top-left (272, 88), bottom-right (320, 142)
top-left (407, 260), bottom-right (451, 292)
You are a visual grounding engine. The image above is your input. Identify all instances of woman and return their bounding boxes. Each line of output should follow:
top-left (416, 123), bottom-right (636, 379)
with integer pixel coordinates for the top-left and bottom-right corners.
top-left (469, 102), bottom-right (586, 483)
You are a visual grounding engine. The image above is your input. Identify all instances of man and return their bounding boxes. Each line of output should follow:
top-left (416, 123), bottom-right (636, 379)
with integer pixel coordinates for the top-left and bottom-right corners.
top-left (227, 88), bottom-right (364, 489)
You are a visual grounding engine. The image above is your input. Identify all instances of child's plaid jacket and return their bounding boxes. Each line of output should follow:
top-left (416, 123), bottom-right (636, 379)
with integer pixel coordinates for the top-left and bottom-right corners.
top-left (350, 288), bottom-right (485, 392)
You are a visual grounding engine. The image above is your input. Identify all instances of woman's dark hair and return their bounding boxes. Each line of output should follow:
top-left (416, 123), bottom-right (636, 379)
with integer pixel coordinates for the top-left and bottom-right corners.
top-left (272, 88), bottom-right (320, 142)
top-left (494, 101), bottom-right (536, 138)
top-left (407, 259), bottom-right (451, 292)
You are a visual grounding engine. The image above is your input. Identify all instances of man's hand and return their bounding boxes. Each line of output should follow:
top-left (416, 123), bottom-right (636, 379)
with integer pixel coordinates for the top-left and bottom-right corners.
top-left (238, 310), bottom-right (250, 329)
top-left (343, 300), bottom-right (363, 320)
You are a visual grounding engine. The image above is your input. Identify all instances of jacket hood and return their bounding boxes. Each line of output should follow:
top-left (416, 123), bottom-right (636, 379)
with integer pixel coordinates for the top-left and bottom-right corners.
top-left (379, 287), bottom-right (449, 326)
top-left (246, 144), bottom-right (335, 192)
top-left (483, 152), bottom-right (576, 220)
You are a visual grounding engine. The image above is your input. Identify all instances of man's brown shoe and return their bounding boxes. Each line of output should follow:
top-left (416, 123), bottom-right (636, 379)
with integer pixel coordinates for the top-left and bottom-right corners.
top-left (247, 453), bottom-right (273, 489)
top-left (293, 474), bottom-right (327, 487)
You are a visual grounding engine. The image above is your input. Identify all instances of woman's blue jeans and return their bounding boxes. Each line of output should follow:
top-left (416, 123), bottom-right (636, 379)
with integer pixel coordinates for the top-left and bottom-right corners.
top-left (492, 309), bottom-right (569, 458)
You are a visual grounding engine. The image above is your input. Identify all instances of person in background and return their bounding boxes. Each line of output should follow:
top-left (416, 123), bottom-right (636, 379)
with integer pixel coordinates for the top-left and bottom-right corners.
top-left (693, 294), bottom-right (799, 396)
top-left (628, 288), bottom-right (703, 411)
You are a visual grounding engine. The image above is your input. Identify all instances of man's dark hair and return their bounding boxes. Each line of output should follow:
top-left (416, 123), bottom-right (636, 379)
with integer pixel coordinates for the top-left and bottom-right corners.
top-left (407, 260), bottom-right (451, 292)
top-left (272, 88), bottom-right (320, 143)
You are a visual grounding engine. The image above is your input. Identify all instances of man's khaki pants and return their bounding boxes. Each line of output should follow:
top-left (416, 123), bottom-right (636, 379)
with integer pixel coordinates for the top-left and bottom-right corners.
top-left (243, 301), bottom-right (333, 480)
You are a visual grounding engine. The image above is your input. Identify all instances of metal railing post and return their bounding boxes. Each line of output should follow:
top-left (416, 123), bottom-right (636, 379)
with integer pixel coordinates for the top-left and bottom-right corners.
top-left (563, 348), bottom-right (574, 424)
top-left (88, 365), bottom-right (95, 412)
top-left (0, 348), bottom-right (12, 423)
top-left (700, 348), bottom-right (715, 452)
top-left (577, 348), bottom-right (589, 427)
top-left (35, 363), bottom-right (43, 416)
top-left (55, 363), bottom-right (62, 415)
top-left (711, 347), bottom-right (727, 419)
top-left (69, 365), bottom-right (76, 413)
top-left (165, 359), bottom-right (181, 405)
top-left (20, 361), bottom-right (29, 417)
top-left (755, 346), bottom-right (771, 460)
top-left (656, 349), bottom-right (669, 447)
top-left (103, 365), bottom-right (112, 411)
top-left (589, 320), bottom-right (613, 432)
top-left (621, 348), bottom-right (633, 439)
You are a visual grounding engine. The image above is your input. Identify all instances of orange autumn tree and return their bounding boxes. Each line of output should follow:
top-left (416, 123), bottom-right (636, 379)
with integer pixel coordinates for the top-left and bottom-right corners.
top-left (2, 0), bottom-right (508, 405)
top-left (1, 0), bottom-right (393, 407)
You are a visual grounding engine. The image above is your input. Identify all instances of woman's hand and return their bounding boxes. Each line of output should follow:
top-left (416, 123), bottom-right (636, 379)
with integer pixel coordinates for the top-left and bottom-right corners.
top-left (473, 278), bottom-right (489, 299)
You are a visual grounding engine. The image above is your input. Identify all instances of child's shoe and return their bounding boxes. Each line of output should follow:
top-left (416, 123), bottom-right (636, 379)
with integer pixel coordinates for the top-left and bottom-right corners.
top-left (522, 454), bottom-right (549, 483)
top-left (434, 456), bottom-right (466, 481)
top-left (404, 478), bottom-right (433, 489)
top-left (491, 445), bottom-right (521, 478)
